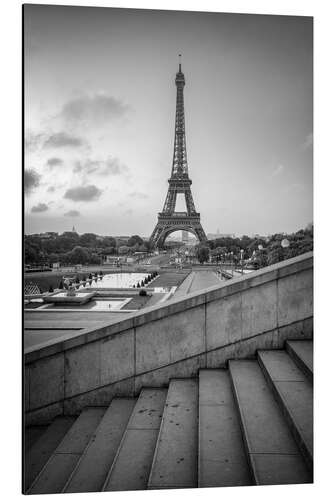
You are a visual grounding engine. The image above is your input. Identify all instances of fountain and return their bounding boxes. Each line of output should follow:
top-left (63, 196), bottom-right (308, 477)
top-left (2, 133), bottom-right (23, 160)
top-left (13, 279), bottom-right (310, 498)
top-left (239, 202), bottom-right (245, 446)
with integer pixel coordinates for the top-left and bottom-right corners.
top-left (43, 284), bottom-right (95, 305)
top-left (67, 284), bottom-right (76, 297)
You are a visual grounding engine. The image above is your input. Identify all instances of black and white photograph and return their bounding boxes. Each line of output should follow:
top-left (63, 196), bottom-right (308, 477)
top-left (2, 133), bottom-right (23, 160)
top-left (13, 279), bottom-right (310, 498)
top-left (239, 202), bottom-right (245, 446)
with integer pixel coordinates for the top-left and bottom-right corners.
top-left (23, 2), bottom-right (314, 495)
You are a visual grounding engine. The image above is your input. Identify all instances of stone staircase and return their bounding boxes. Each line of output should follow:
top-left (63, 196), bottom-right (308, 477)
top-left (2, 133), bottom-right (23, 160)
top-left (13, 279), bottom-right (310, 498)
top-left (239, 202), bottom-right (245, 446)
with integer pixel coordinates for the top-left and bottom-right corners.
top-left (24, 339), bottom-right (313, 493)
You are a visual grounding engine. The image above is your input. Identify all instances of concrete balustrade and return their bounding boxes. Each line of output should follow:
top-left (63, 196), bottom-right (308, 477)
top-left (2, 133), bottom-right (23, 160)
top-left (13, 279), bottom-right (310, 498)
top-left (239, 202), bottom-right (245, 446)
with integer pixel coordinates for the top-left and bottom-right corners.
top-left (24, 252), bottom-right (313, 425)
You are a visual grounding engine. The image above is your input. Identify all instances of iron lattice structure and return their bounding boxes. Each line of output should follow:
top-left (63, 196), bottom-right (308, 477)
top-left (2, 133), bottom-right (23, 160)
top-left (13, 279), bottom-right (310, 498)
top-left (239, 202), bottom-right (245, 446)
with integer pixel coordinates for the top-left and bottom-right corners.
top-left (150, 58), bottom-right (207, 248)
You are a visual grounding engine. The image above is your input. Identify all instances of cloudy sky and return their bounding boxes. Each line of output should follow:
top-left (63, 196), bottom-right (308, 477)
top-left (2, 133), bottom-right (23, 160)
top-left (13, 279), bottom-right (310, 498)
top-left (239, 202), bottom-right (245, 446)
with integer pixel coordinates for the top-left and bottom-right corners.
top-left (24, 5), bottom-right (312, 237)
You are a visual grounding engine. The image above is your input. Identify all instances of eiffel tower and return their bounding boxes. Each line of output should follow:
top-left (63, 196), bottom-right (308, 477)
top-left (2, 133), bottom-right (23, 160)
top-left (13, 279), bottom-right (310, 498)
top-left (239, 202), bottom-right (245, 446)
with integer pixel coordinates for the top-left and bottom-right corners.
top-left (150, 56), bottom-right (207, 248)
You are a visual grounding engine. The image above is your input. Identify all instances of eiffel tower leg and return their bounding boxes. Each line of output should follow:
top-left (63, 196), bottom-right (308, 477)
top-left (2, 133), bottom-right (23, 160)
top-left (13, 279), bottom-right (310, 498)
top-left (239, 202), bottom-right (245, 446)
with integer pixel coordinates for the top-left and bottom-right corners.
top-left (192, 223), bottom-right (207, 244)
top-left (149, 223), bottom-right (165, 248)
top-left (162, 186), bottom-right (177, 213)
top-left (184, 188), bottom-right (196, 214)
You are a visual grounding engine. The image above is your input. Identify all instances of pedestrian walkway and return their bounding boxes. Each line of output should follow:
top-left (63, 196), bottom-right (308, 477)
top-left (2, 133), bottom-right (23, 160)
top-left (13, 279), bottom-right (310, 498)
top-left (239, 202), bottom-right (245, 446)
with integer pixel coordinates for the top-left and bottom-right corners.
top-left (173, 271), bottom-right (222, 298)
top-left (188, 271), bottom-right (222, 293)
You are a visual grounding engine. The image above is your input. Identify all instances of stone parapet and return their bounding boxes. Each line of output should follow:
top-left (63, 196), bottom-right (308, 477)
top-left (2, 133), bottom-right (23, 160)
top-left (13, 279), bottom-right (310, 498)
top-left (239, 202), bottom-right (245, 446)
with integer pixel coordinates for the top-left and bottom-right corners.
top-left (24, 252), bottom-right (313, 424)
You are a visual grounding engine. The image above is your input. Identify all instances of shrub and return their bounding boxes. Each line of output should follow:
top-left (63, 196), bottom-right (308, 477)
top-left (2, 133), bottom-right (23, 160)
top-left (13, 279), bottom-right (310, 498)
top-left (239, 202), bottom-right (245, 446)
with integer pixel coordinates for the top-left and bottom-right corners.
top-left (59, 281), bottom-right (64, 289)
top-left (48, 285), bottom-right (54, 293)
top-left (139, 289), bottom-right (147, 296)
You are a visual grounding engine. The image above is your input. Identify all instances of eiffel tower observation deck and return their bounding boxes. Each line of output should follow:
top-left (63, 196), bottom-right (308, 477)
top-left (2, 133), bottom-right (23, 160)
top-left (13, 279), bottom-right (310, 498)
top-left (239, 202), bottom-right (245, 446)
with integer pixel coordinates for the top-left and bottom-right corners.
top-left (150, 56), bottom-right (207, 248)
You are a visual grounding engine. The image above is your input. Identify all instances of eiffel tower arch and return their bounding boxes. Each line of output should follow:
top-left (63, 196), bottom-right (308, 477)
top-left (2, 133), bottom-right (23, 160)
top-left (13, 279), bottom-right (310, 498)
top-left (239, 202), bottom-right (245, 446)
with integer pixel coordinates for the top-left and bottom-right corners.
top-left (150, 56), bottom-right (207, 248)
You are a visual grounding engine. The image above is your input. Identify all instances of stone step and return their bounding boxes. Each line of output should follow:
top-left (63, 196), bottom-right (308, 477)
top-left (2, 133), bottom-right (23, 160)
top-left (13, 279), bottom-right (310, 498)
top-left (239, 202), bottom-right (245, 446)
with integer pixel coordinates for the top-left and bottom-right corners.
top-left (258, 350), bottom-right (313, 471)
top-left (198, 369), bottom-right (252, 488)
top-left (229, 359), bottom-right (310, 485)
top-left (63, 399), bottom-right (136, 493)
top-left (24, 425), bottom-right (48, 453)
top-left (286, 340), bottom-right (313, 382)
top-left (24, 416), bottom-right (75, 492)
top-left (103, 389), bottom-right (167, 491)
top-left (148, 379), bottom-right (198, 490)
top-left (27, 407), bottom-right (105, 494)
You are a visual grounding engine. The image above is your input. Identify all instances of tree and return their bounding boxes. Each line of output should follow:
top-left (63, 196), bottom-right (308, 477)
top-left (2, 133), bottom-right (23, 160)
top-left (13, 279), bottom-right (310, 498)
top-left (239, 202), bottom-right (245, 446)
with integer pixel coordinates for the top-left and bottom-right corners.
top-left (48, 253), bottom-right (60, 264)
top-left (79, 233), bottom-right (97, 248)
top-left (118, 245), bottom-right (130, 255)
top-left (128, 235), bottom-right (144, 247)
top-left (101, 246), bottom-right (117, 256)
top-left (100, 236), bottom-right (117, 248)
top-left (65, 246), bottom-right (90, 264)
top-left (24, 243), bottom-right (39, 264)
top-left (89, 253), bottom-right (101, 265)
top-left (57, 232), bottom-right (80, 252)
top-left (195, 244), bottom-right (210, 264)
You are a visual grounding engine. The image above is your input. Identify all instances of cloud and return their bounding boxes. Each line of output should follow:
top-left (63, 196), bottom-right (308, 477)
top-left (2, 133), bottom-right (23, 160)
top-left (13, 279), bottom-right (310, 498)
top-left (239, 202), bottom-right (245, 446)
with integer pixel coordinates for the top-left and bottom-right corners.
top-left (47, 183), bottom-right (66, 193)
top-left (64, 210), bottom-right (81, 217)
top-left (104, 157), bottom-right (129, 176)
top-left (25, 130), bottom-right (45, 153)
top-left (129, 191), bottom-right (148, 199)
top-left (301, 132), bottom-right (313, 150)
top-left (46, 157), bottom-right (63, 168)
top-left (31, 203), bottom-right (48, 213)
top-left (73, 159), bottom-right (102, 174)
top-left (272, 164), bottom-right (285, 177)
top-left (43, 132), bottom-right (85, 149)
top-left (64, 184), bottom-right (102, 202)
top-left (24, 169), bottom-right (41, 195)
top-left (59, 93), bottom-right (129, 126)
top-left (74, 156), bottom-right (129, 176)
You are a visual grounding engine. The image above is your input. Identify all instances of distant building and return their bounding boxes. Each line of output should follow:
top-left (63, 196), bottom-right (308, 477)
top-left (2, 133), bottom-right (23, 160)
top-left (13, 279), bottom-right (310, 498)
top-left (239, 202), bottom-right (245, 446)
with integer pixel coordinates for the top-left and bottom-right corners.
top-left (32, 232), bottom-right (58, 239)
top-left (252, 234), bottom-right (271, 242)
top-left (207, 232), bottom-right (235, 240)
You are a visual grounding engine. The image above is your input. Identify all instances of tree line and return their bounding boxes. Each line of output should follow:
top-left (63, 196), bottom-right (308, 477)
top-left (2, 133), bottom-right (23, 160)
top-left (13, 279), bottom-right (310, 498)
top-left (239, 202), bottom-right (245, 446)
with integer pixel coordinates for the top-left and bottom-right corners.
top-left (25, 225), bottom-right (313, 268)
top-left (24, 232), bottom-right (150, 266)
top-left (195, 225), bottom-right (313, 266)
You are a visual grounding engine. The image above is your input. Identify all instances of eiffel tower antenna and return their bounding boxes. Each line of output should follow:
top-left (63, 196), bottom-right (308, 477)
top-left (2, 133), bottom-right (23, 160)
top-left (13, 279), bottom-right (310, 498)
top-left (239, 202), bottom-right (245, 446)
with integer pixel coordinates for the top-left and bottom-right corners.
top-left (178, 53), bottom-right (182, 71)
top-left (149, 57), bottom-right (207, 248)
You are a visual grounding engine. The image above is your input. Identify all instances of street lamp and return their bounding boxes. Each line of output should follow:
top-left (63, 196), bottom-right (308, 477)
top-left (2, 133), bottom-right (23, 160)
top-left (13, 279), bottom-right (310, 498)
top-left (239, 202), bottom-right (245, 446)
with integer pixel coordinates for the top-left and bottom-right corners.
top-left (240, 249), bottom-right (244, 274)
top-left (280, 238), bottom-right (290, 261)
top-left (257, 244), bottom-right (266, 268)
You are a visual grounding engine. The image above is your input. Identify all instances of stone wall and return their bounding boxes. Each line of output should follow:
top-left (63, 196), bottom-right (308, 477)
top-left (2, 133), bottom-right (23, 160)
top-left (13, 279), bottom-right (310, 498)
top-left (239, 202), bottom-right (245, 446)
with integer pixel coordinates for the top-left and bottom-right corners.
top-left (24, 252), bottom-right (313, 425)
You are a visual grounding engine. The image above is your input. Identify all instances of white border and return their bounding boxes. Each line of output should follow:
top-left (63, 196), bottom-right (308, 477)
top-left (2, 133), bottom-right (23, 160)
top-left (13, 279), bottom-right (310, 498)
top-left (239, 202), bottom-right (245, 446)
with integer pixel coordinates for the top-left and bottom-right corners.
top-left (1, 1), bottom-right (332, 499)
